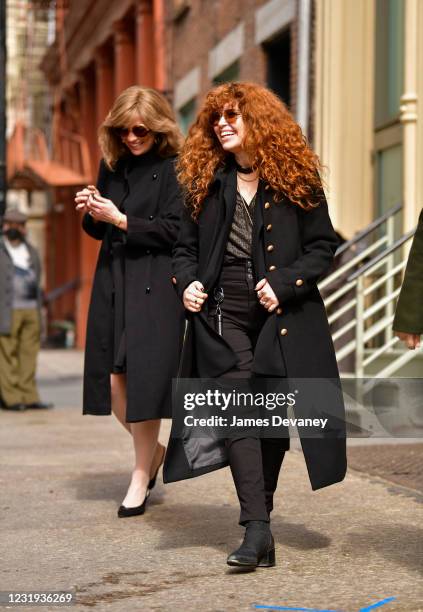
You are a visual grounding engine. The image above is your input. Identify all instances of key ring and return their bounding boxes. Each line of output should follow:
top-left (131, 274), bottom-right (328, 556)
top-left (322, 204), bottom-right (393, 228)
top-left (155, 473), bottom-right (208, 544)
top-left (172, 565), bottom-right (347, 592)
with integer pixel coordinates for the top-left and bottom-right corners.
top-left (213, 287), bottom-right (224, 336)
top-left (213, 286), bottom-right (224, 307)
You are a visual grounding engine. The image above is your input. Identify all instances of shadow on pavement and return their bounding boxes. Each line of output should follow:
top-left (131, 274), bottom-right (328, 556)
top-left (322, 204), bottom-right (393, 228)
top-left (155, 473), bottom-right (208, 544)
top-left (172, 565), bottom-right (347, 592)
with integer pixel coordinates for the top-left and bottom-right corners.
top-left (68, 472), bottom-right (333, 554)
top-left (347, 524), bottom-right (423, 575)
top-left (70, 470), bottom-right (141, 502)
top-left (139, 502), bottom-right (331, 553)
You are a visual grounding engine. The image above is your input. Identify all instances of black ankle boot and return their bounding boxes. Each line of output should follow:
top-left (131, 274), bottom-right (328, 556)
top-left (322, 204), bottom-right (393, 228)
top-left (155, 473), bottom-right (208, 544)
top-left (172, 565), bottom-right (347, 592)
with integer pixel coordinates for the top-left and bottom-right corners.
top-left (227, 520), bottom-right (275, 568)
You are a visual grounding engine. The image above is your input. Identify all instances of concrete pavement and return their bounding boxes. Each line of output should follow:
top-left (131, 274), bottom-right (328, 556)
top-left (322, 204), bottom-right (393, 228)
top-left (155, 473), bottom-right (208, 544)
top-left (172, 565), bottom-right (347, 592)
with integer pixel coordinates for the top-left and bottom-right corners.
top-left (0, 350), bottom-right (422, 611)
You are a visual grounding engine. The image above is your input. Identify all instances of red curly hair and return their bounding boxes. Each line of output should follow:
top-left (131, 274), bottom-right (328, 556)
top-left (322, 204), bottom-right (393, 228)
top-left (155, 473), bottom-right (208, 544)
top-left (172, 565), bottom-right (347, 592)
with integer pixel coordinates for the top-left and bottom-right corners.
top-left (177, 82), bottom-right (324, 220)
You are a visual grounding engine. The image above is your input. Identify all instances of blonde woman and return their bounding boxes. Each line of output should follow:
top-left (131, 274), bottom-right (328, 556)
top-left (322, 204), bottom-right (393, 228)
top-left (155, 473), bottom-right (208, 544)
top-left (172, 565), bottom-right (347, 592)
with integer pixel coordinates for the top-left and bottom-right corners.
top-left (75, 86), bottom-right (184, 517)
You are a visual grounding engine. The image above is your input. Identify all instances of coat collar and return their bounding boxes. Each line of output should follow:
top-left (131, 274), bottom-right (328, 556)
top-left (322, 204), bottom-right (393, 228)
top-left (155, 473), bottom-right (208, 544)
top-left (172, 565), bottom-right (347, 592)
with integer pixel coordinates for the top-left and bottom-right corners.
top-left (210, 160), bottom-right (234, 190)
top-left (120, 148), bottom-right (161, 171)
top-left (211, 162), bottom-right (276, 202)
top-left (107, 150), bottom-right (164, 211)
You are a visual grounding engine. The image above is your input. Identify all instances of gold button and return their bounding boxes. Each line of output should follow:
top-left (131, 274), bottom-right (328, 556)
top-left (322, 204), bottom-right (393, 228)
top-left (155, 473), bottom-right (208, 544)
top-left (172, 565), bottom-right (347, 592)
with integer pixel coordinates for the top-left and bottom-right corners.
top-left (295, 279), bottom-right (304, 287)
top-left (264, 202), bottom-right (271, 209)
top-left (267, 244), bottom-right (274, 252)
top-left (276, 307), bottom-right (283, 315)
top-left (266, 224), bottom-right (272, 231)
top-left (269, 265), bottom-right (276, 271)
top-left (280, 328), bottom-right (288, 336)
top-left (265, 185), bottom-right (270, 191)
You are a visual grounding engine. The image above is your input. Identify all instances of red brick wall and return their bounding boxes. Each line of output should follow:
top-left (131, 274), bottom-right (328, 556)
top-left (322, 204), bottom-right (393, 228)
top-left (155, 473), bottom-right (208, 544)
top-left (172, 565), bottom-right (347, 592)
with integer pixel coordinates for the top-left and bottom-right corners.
top-left (167, 0), bottom-right (297, 106)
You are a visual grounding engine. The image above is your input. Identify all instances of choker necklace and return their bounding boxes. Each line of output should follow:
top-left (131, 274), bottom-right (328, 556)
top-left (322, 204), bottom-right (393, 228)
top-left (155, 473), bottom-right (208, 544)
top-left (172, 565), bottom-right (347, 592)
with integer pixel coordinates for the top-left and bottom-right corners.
top-left (235, 161), bottom-right (254, 174)
top-left (237, 172), bottom-right (258, 183)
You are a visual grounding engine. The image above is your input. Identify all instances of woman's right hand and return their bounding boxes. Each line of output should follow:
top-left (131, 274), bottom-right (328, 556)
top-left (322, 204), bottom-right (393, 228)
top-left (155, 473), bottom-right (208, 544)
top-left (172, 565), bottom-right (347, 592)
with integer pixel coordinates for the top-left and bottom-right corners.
top-left (75, 185), bottom-right (99, 213)
top-left (183, 281), bottom-right (208, 312)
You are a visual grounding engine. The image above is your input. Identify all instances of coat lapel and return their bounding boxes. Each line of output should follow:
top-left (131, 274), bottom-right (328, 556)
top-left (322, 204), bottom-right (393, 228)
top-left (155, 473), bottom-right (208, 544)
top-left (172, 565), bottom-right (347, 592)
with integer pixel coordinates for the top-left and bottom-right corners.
top-left (252, 181), bottom-right (265, 281)
top-left (202, 168), bottom-right (237, 291)
top-left (222, 167), bottom-right (237, 220)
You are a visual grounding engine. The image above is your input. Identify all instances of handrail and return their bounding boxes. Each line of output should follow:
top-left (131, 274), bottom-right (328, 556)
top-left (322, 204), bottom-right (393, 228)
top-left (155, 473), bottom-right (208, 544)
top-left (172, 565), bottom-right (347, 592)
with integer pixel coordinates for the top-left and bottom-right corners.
top-left (363, 336), bottom-right (399, 367)
top-left (347, 229), bottom-right (415, 281)
top-left (323, 279), bottom-right (356, 308)
top-left (320, 236), bottom-right (387, 291)
top-left (321, 205), bottom-right (420, 378)
top-left (335, 203), bottom-right (402, 257)
top-left (363, 260), bottom-right (407, 296)
top-left (373, 347), bottom-right (420, 379)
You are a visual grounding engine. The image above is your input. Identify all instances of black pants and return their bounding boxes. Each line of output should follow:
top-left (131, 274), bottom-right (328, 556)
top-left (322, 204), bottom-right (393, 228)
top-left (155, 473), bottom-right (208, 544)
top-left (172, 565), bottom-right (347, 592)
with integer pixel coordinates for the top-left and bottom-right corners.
top-left (209, 259), bottom-right (289, 525)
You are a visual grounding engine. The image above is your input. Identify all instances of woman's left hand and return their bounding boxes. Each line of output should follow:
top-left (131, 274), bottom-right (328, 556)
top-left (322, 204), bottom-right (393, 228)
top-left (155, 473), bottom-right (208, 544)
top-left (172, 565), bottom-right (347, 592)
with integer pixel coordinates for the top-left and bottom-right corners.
top-left (87, 193), bottom-right (121, 225)
top-left (395, 331), bottom-right (421, 350)
top-left (255, 278), bottom-right (279, 312)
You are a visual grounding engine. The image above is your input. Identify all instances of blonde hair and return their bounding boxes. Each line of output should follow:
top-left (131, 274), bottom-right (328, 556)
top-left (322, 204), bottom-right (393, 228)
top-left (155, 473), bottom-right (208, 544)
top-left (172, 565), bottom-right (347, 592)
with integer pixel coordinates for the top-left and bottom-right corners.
top-left (99, 86), bottom-right (184, 169)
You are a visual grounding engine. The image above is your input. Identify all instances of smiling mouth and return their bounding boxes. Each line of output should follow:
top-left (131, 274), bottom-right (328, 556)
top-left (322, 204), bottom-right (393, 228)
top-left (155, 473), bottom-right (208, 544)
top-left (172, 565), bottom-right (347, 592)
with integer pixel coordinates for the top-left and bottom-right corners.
top-left (220, 132), bottom-right (235, 138)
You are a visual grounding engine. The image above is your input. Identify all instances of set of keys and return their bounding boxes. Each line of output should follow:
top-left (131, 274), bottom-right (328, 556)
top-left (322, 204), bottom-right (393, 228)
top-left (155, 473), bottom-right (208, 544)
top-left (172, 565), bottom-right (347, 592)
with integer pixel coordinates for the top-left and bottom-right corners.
top-left (213, 287), bottom-right (224, 336)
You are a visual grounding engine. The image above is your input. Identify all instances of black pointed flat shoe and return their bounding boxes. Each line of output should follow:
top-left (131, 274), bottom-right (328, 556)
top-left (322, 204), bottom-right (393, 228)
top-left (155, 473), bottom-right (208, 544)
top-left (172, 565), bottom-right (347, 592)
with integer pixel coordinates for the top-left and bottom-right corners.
top-left (26, 401), bottom-right (54, 409)
top-left (148, 445), bottom-right (166, 490)
top-left (227, 521), bottom-right (276, 569)
top-left (117, 490), bottom-right (150, 518)
top-left (2, 403), bottom-right (26, 411)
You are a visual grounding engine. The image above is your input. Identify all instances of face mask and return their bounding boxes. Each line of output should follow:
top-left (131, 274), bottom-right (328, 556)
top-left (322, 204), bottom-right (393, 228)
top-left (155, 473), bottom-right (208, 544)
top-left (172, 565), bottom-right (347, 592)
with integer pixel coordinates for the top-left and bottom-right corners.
top-left (5, 228), bottom-right (24, 241)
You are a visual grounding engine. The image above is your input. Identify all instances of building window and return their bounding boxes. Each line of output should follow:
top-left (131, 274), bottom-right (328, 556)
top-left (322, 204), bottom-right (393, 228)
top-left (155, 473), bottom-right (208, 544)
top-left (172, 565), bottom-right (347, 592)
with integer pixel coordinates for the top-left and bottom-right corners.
top-left (373, 0), bottom-right (404, 219)
top-left (178, 98), bottom-right (196, 135)
top-left (263, 28), bottom-right (291, 108)
top-left (376, 144), bottom-right (402, 212)
top-left (374, 0), bottom-right (404, 128)
top-left (212, 61), bottom-right (240, 85)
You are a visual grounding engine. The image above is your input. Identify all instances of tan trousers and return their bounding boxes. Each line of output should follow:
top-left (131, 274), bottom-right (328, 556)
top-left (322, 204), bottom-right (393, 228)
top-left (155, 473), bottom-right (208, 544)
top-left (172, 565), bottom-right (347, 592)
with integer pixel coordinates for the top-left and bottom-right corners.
top-left (0, 309), bottom-right (40, 407)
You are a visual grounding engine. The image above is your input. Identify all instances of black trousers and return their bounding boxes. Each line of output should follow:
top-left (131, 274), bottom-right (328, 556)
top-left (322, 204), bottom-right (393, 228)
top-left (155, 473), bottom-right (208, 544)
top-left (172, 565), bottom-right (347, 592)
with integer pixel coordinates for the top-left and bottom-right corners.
top-left (209, 259), bottom-right (289, 525)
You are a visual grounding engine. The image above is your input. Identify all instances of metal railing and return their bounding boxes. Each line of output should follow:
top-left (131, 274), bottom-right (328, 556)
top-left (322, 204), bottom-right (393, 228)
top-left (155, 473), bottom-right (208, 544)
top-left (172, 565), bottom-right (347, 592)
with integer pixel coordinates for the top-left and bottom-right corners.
top-left (319, 204), bottom-right (419, 377)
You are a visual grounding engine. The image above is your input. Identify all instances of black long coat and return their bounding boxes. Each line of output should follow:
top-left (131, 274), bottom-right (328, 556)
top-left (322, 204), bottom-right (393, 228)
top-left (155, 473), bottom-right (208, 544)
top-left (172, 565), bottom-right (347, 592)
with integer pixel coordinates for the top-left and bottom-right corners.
top-left (82, 151), bottom-right (184, 422)
top-left (163, 166), bottom-right (347, 490)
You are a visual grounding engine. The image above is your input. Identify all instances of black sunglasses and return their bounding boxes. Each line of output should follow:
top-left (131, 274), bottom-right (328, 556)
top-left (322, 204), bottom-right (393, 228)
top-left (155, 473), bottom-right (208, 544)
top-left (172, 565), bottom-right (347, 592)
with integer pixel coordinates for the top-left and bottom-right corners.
top-left (115, 125), bottom-right (151, 138)
top-left (210, 108), bottom-right (241, 126)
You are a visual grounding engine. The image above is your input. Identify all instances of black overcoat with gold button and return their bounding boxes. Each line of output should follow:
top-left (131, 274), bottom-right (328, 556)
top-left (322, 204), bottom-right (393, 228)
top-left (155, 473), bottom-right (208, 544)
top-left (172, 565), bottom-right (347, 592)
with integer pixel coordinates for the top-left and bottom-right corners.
top-left (164, 165), bottom-right (347, 490)
top-left (82, 151), bottom-right (184, 422)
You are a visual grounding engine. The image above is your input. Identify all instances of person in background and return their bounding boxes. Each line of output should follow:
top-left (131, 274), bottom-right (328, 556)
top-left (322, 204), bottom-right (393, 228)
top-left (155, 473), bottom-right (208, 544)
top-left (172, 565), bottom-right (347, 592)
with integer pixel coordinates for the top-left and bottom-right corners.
top-left (0, 209), bottom-right (53, 411)
top-left (393, 209), bottom-right (423, 350)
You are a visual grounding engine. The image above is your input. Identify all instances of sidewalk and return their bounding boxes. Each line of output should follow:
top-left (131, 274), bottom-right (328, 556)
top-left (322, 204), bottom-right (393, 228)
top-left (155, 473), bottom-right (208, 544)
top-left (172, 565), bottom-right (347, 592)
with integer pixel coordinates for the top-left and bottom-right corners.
top-left (37, 349), bottom-right (85, 382)
top-left (35, 349), bottom-right (423, 492)
top-left (0, 351), bottom-right (421, 611)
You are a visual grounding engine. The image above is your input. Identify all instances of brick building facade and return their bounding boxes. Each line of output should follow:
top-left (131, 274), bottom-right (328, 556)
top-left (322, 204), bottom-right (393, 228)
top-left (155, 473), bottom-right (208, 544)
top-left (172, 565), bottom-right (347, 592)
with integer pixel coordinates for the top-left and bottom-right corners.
top-left (32, 0), bottom-right (164, 347)
top-left (166, 0), bottom-right (310, 137)
top-left (7, 0), bottom-right (317, 348)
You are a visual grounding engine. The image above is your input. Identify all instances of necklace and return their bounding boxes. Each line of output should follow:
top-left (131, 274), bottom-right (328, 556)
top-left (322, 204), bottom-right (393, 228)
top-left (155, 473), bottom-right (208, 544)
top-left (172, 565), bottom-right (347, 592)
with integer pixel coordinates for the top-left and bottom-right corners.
top-left (237, 171), bottom-right (258, 183)
top-left (235, 161), bottom-right (254, 174)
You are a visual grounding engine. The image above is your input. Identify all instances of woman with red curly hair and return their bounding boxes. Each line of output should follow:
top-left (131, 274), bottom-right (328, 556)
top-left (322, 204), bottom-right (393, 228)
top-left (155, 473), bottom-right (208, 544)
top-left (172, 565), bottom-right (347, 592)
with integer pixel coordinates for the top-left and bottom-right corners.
top-left (164, 82), bottom-right (346, 568)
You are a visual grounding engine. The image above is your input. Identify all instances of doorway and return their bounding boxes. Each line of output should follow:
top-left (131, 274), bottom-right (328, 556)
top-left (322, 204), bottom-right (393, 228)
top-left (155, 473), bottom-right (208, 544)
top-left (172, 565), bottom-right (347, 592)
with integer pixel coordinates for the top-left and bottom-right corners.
top-left (263, 28), bottom-right (291, 109)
